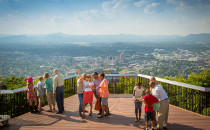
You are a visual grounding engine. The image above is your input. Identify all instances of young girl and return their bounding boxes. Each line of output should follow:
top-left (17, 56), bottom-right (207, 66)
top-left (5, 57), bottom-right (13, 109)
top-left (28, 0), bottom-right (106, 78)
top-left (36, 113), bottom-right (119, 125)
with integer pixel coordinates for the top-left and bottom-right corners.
top-left (133, 83), bottom-right (145, 122)
top-left (37, 76), bottom-right (45, 111)
top-left (83, 75), bottom-right (94, 117)
top-left (44, 72), bottom-right (55, 112)
top-left (26, 76), bottom-right (39, 114)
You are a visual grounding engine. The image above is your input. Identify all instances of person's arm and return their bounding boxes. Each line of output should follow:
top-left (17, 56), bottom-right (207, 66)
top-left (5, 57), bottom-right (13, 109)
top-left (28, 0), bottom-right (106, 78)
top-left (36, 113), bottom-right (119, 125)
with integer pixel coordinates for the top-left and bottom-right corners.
top-left (42, 86), bottom-right (45, 95)
top-left (133, 89), bottom-right (136, 101)
top-left (143, 99), bottom-right (149, 106)
top-left (100, 79), bottom-right (108, 88)
top-left (77, 69), bottom-right (82, 78)
top-left (153, 88), bottom-right (160, 100)
top-left (32, 85), bottom-right (36, 96)
top-left (53, 78), bottom-right (57, 94)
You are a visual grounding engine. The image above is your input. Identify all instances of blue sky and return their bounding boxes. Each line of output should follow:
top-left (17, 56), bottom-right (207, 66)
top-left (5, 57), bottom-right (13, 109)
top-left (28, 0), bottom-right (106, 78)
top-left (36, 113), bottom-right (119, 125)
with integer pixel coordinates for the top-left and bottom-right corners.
top-left (0, 0), bottom-right (210, 35)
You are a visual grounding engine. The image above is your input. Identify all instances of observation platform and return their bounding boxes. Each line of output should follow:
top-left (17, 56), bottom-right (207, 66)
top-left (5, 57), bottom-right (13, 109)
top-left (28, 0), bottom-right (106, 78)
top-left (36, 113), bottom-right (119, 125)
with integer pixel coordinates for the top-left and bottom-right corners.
top-left (2, 94), bottom-right (210, 130)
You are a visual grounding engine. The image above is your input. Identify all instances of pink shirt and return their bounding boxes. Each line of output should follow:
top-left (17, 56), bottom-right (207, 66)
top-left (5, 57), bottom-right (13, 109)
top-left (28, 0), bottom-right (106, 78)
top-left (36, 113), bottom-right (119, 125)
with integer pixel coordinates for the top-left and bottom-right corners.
top-left (99, 79), bottom-right (109, 98)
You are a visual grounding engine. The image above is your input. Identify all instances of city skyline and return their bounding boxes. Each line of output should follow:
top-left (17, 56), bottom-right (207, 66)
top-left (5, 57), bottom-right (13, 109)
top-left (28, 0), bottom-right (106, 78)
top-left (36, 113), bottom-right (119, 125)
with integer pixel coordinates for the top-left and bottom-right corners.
top-left (0, 0), bottom-right (210, 35)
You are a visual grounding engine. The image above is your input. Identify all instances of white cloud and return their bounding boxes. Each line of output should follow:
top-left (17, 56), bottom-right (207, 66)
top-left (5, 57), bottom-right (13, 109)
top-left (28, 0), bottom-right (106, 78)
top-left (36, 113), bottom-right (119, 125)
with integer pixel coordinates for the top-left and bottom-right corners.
top-left (134, 0), bottom-right (147, 8)
top-left (144, 3), bottom-right (160, 14)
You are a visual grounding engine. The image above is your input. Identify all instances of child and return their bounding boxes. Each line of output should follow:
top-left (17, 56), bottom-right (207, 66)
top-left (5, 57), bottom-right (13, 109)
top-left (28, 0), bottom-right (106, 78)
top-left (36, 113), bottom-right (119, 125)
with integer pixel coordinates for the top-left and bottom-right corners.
top-left (143, 89), bottom-right (159, 130)
top-left (44, 72), bottom-right (55, 112)
top-left (133, 83), bottom-right (145, 122)
top-left (37, 76), bottom-right (45, 111)
top-left (83, 74), bottom-right (94, 117)
top-left (26, 76), bottom-right (39, 114)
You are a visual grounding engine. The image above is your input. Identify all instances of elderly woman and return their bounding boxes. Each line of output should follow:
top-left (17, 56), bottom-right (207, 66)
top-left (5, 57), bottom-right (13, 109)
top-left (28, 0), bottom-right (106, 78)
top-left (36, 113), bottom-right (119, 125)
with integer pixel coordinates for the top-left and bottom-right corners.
top-left (97, 73), bottom-right (109, 118)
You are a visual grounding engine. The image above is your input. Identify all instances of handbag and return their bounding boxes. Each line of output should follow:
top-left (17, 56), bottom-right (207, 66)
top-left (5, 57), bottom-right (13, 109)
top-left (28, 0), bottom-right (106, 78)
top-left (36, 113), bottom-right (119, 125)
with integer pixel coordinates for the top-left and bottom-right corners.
top-left (95, 95), bottom-right (101, 110)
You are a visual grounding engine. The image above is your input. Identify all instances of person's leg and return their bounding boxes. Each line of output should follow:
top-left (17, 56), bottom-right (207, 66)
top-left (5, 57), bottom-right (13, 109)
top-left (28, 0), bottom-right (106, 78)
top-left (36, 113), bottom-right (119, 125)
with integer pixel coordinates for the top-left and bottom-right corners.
top-left (99, 97), bottom-right (102, 114)
top-left (145, 121), bottom-right (148, 129)
top-left (139, 101), bottom-right (142, 120)
top-left (101, 105), bottom-right (105, 117)
top-left (144, 112), bottom-right (149, 129)
top-left (29, 100), bottom-right (34, 113)
top-left (61, 86), bottom-right (64, 111)
top-left (46, 93), bottom-right (52, 111)
top-left (163, 99), bottom-right (169, 128)
top-left (158, 100), bottom-right (167, 129)
top-left (82, 103), bottom-right (86, 116)
top-left (56, 87), bottom-right (62, 112)
top-left (89, 103), bottom-right (92, 116)
top-left (150, 112), bottom-right (155, 129)
top-left (78, 94), bottom-right (83, 116)
top-left (52, 92), bottom-right (55, 110)
top-left (33, 98), bottom-right (39, 113)
top-left (134, 102), bottom-right (138, 121)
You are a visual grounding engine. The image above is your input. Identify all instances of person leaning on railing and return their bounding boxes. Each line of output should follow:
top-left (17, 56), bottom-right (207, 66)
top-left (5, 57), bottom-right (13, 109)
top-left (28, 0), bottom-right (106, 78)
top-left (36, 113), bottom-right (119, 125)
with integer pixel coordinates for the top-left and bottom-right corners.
top-left (53, 69), bottom-right (64, 114)
top-left (149, 78), bottom-right (169, 130)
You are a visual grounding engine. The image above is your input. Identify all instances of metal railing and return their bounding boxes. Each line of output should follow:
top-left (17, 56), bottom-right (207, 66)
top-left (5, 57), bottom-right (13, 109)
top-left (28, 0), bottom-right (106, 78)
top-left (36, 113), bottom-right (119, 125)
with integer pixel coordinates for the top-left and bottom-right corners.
top-left (0, 76), bottom-right (77, 118)
top-left (137, 74), bottom-right (210, 116)
top-left (0, 74), bottom-right (209, 117)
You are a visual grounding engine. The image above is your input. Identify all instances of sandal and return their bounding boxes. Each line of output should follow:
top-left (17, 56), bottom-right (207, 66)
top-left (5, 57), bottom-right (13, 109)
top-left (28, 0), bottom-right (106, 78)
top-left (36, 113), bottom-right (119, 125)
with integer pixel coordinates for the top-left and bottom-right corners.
top-left (89, 112), bottom-right (92, 116)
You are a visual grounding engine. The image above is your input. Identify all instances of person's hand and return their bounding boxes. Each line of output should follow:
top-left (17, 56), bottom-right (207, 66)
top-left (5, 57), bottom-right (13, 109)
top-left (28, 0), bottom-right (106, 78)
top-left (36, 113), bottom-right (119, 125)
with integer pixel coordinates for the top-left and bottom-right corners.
top-left (53, 93), bottom-right (55, 96)
top-left (77, 69), bottom-right (80, 74)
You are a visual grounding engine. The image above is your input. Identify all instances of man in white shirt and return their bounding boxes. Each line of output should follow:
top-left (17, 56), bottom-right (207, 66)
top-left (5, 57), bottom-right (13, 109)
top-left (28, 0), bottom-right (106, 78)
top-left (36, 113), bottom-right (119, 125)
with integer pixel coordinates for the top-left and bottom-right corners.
top-left (150, 77), bottom-right (169, 130)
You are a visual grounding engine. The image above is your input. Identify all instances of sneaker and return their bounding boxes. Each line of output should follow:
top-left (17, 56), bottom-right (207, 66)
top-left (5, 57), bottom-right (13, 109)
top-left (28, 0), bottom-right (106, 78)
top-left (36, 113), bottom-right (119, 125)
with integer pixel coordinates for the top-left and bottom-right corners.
top-left (135, 118), bottom-right (138, 122)
top-left (97, 112), bottom-right (102, 115)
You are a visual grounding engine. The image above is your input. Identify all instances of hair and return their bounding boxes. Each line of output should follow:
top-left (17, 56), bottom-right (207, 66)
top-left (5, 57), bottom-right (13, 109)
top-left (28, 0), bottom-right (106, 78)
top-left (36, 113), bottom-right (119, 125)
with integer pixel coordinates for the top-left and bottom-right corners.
top-left (44, 72), bottom-right (50, 79)
top-left (136, 82), bottom-right (142, 86)
top-left (145, 89), bottom-right (150, 94)
top-left (54, 69), bottom-right (58, 74)
top-left (93, 72), bottom-right (98, 75)
top-left (39, 76), bottom-right (43, 81)
top-left (99, 73), bottom-right (105, 78)
top-left (149, 81), bottom-right (156, 87)
top-left (27, 81), bottom-right (33, 85)
top-left (150, 76), bottom-right (156, 81)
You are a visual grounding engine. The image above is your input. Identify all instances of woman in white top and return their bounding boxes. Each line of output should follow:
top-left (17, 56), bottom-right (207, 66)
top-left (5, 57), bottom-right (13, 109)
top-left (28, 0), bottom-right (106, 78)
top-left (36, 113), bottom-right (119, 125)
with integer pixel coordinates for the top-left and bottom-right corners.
top-left (133, 82), bottom-right (145, 122)
top-left (82, 74), bottom-right (94, 117)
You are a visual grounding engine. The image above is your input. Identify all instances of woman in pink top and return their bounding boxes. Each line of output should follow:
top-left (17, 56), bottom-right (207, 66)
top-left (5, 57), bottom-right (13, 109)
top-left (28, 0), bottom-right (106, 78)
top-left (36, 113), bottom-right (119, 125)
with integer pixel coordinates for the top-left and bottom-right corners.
top-left (97, 73), bottom-right (109, 118)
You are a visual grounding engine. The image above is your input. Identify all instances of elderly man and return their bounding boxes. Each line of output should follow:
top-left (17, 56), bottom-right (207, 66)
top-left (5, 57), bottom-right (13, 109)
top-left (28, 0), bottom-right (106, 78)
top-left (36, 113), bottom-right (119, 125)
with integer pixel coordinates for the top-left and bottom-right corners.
top-left (149, 79), bottom-right (169, 130)
top-left (53, 69), bottom-right (64, 114)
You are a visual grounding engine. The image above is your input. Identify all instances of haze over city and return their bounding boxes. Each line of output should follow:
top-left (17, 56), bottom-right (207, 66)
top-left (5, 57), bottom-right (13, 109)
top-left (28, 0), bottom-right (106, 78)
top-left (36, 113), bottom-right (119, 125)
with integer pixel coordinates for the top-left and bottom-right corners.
top-left (0, 0), bottom-right (210, 35)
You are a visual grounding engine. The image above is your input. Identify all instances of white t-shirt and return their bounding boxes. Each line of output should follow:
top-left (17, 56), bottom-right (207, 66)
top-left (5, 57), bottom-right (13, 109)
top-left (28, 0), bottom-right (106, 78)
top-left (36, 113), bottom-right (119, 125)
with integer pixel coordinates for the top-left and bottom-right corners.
top-left (152, 84), bottom-right (168, 101)
top-left (134, 86), bottom-right (145, 98)
top-left (84, 81), bottom-right (94, 92)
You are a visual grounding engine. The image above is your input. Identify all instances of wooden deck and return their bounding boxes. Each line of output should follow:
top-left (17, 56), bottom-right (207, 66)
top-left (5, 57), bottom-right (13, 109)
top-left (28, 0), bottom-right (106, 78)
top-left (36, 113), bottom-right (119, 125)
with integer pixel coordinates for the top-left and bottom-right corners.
top-left (1, 94), bottom-right (210, 130)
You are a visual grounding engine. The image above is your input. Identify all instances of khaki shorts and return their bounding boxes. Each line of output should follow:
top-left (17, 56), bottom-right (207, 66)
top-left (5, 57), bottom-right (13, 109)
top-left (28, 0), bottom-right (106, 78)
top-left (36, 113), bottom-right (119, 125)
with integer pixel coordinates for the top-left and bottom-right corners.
top-left (37, 96), bottom-right (44, 103)
top-left (46, 92), bottom-right (55, 106)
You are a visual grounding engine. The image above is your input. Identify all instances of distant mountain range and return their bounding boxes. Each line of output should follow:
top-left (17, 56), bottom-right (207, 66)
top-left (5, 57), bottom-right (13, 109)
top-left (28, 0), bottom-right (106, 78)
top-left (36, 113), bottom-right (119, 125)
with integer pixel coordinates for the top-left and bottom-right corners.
top-left (0, 33), bottom-right (210, 44)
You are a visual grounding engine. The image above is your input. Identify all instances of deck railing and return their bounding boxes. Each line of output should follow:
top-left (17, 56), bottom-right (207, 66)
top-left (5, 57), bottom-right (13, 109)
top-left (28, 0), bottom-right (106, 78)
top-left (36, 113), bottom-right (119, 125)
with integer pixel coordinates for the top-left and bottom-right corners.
top-left (0, 74), bottom-right (209, 118)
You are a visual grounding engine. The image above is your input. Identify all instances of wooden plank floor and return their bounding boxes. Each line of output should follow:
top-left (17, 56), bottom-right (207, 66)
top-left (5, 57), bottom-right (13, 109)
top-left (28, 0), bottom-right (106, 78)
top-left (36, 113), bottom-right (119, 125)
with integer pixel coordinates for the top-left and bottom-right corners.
top-left (1, 94), bottom-right (210, 130)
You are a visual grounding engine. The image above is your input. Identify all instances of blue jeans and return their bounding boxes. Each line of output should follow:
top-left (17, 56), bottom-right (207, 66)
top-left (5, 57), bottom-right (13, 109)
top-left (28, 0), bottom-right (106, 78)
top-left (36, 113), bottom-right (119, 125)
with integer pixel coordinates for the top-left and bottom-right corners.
top-left (135, 101), bottom-right (142, 113)
top-left (78, 93), bottom-right (83, 115)
top-left (56, 86), bottom-right (64, 112)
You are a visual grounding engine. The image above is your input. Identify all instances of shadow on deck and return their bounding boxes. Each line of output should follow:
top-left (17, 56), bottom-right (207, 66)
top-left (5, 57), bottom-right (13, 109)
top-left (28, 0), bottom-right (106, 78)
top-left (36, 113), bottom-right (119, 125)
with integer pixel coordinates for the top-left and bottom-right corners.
top-left (1, 94), bottom-right (210, 130)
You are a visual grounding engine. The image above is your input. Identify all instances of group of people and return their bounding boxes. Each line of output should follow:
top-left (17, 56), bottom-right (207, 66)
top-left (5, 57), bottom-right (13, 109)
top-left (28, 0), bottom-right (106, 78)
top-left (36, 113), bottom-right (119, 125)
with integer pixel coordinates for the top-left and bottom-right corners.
top-left (76, 69), bottom-right (111, 119)
top-left (133, 76), bottom-right (169, 130)
top-left (26, 69), bottom-right (65, 114)
top-left (26, 70), bottom-right (169, 130)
